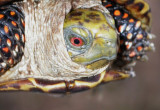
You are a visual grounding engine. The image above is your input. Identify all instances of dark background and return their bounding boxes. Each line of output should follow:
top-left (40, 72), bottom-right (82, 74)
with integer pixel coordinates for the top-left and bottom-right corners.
top-left (0, 0), bottom-right (159, 110)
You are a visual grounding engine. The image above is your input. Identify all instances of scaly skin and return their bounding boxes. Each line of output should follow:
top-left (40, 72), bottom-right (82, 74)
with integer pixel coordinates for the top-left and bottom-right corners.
top-left (63, 8), bottom-right (118, 69)
top-left (0, 0), bottom-right (154, 94)
top-left (0, 4), bottom-right (25, 75)
top-left (112, 0), bottom-right (151, 31)
top-left (102, 0), bottom-right (154, 68)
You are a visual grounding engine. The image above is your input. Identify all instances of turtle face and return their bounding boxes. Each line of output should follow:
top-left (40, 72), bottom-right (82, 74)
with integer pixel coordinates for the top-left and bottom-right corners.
top-left (63, 9), bottom-right (118, 69)
top-left (0, 0), bottom-right (154, 94)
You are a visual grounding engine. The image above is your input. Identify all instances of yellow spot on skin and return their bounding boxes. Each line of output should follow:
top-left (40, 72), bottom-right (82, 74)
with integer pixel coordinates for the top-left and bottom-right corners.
top-left (114, 10), bottom-right (121, 16)
top-left (122, 13), bottom-right (128, 19)
top-left (129, 51), bottom-right (136, 57)
top-left (129, 19), bottom-right (134, 23)
top-left (11, 21), bottom-right (17, 27)
top-left (68, 52), bottom-right (72, 56)
top-left (119, 25), bottom-right (125, 33)
top-left (10, 11), bottom-right (15, 16)
top-left (15, 33), bottom-right (20, 40)
top-left (7, 39), bottom-right (11, 47)
top-left (2, 47), bottom-right (9, 53)
top-left (135, 21), bottom-right (141, 29)
top-left (125, 42), bottom-right (132, 49)
top-left (21, 18), bottom-right (25, 27)
top-left (137, 46), bottom-right (143, 52)
top-left (22, 34), bottom-right (25, 42)
top-left (8, 58), bottom-right (14, 64)
top-left (127, 33), bottom-right (133, 39)
top-left (0, 14), bottom-right (4, 19)
top-left (105, 4), bottom-right (112, 8)
top-left (4, 25), bottom-right (9, 33)
top-left (137, 34), bottom-right (143, 39)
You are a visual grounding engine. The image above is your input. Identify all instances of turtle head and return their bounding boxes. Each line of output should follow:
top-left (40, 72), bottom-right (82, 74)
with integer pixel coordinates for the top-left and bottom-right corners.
top-left (63, 9), bottom-right (118, 70)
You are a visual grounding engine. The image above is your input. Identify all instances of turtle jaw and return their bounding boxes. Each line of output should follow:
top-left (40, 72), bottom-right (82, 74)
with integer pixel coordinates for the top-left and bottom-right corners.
top-left (72, 55), bottom-right (116, 70)
top-left (70, 36), bottom-right (118, 69)
top-left (71, 37), bottom-right (117, 70)
top-left (85, 59), bottom-right (110, 70)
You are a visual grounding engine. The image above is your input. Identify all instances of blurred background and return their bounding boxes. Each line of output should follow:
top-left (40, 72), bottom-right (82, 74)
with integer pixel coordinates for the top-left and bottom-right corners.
top-left (0, 0), bottom-right (159, 110)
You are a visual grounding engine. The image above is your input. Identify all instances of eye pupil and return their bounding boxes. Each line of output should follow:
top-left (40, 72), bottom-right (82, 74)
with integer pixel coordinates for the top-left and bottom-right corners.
top-left (70, 37), bottom-right (83, 46)
top-left (74, 39), bottom-right (80, 44)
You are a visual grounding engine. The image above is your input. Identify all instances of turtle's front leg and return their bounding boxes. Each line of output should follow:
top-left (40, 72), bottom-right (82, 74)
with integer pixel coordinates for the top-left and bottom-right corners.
top-left (0, 3), bottom-right (25, 75)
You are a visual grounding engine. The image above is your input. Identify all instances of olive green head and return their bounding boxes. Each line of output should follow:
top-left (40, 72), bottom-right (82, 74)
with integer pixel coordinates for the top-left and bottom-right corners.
top-left (63, 9), bottom-right (118, 70)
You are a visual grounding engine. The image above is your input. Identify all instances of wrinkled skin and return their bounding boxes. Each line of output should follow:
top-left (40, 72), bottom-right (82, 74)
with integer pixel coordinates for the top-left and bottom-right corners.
top-left (0, 0), bottom-right (154, 94)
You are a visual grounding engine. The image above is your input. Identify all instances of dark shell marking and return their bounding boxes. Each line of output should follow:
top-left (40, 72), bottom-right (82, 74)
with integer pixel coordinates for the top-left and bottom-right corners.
top-left (102, 0), bottom-right (151, 66)
top-left (0, 70), bottom-right (131, 93)
top-left (0, 73), bottom-right (104, 93)
top-left (0, 0), bottom-right (153, 93)
top-left (0, 4), bottom-right (25, 75)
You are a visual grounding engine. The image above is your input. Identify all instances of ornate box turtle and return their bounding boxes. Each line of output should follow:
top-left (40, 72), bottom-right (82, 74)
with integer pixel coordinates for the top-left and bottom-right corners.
top-left (0, 0), bottom-right (155, 94)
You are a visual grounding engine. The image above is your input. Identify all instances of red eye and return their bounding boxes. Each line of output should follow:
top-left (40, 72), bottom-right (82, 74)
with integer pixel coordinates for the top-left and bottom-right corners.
top-left (70, 37), bottom-right (83, 47)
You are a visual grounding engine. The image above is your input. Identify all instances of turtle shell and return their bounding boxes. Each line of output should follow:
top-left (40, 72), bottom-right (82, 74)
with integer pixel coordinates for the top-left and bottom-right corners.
top-left (0, 0), bottom-right (155, 93)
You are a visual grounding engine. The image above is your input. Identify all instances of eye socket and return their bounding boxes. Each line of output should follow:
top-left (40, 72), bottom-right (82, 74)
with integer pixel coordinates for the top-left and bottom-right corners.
top-left (63, 25), bottom-right (93, 57)
top-left (70, 37), bottom-right (84, 47)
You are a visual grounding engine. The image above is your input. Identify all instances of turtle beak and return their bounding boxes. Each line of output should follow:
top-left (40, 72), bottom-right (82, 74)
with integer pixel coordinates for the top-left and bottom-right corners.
top-left (72, 37), bottom-right (118, 69)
